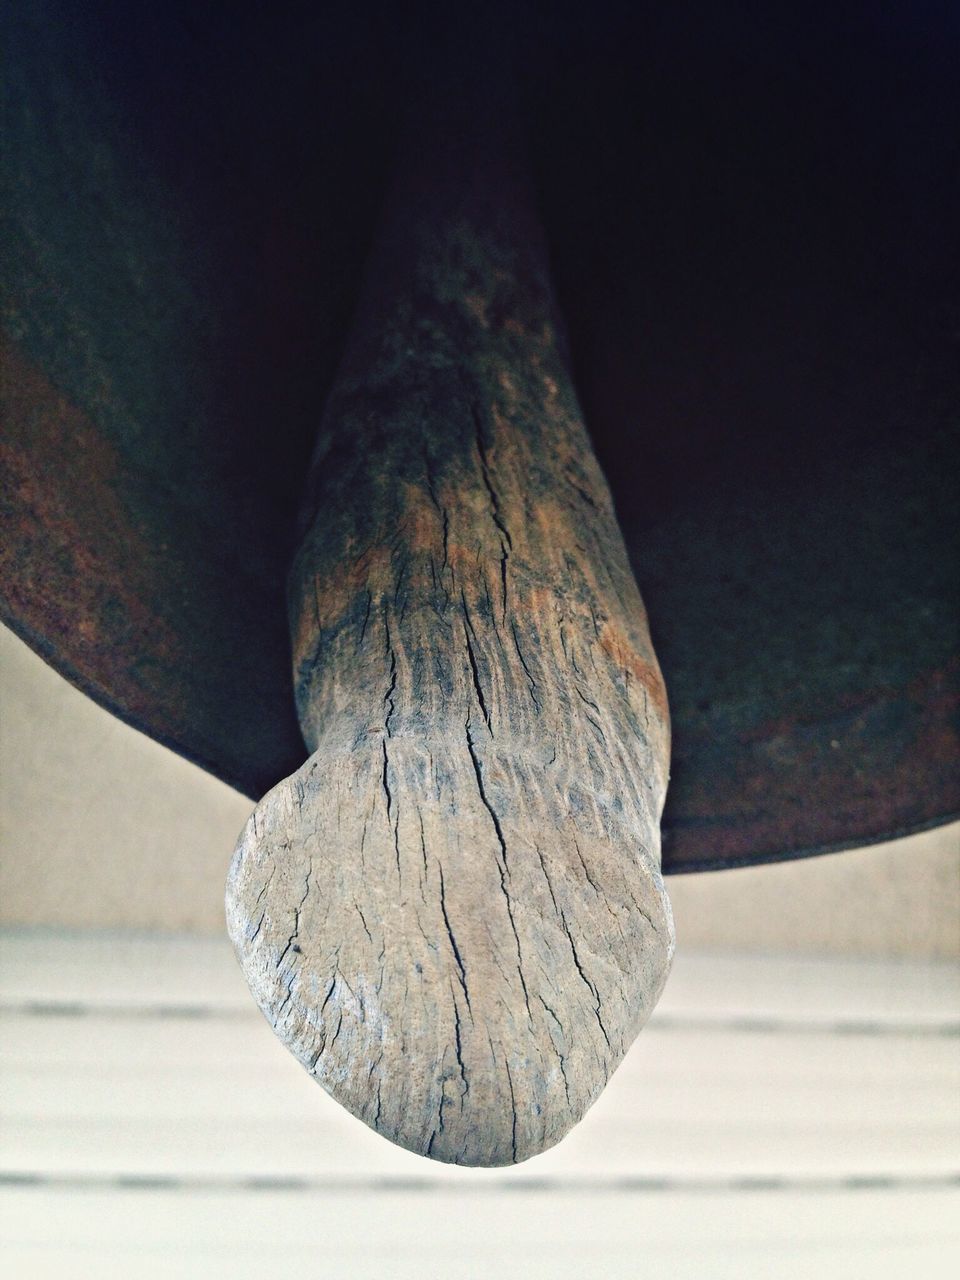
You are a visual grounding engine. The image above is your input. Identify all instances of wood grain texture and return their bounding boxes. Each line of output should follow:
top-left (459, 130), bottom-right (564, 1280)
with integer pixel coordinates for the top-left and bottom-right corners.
top-left (226, 137), bottom-right (674, 1165)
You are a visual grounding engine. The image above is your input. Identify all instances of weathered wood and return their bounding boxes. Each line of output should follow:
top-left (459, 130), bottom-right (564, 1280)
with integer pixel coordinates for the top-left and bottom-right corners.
top-left (226, 130), bottom-right (674, 1165)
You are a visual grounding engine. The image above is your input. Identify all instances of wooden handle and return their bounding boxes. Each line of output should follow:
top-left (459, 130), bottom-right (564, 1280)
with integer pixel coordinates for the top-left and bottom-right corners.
top-left (226, 135), bottom-right (674, 1165)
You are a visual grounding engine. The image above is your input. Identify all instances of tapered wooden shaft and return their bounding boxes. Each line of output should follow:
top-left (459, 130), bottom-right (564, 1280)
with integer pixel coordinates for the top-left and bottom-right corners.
top-left (226, 122), bottom-right (674, 1164)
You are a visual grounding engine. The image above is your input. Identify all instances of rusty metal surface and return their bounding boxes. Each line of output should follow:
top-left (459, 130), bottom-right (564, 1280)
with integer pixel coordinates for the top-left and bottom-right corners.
top-left (2, 0), bottom-right (958, 871)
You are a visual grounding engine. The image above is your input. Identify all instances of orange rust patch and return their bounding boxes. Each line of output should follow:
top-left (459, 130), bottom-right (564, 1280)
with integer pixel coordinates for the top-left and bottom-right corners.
top-left (526, 492), bottom-right (587, 552)
top-left (400, 482), bottom-right (445, 555)
top-left (497, 369), bottom-right (518, 403)
top-left (291, 538), bottom-right (392, 657)
top-left (0, 334), bottom-right (189, 728)
top-left (291, 482), bottom-right (452, 665)
top-left (462, 293), bottom-right (489, 328)
top-left (599, 624), bottom-right (670, 723)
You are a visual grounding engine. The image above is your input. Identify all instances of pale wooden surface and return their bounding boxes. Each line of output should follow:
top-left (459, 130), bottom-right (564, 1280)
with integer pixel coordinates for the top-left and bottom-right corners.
top-left (1, 930), bottom-right (957, 1277)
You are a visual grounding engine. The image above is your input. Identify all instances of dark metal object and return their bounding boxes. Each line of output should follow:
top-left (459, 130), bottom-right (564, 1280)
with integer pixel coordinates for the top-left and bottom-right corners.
top-left (2, 1), bottom-right (957, 871)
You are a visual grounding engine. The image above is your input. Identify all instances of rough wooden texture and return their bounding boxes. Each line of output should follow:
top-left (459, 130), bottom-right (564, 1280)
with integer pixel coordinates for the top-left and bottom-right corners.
top-left (226, 139), bottom-right (674, 1165)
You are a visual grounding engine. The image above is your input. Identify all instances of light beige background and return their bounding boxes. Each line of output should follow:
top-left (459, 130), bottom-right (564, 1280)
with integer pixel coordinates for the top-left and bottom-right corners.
top-left (1, 623), bottom-right (957, 955)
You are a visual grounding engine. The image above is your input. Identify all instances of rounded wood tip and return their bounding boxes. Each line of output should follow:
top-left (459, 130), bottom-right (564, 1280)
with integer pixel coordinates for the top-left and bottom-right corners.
top-left (226, 742), bottom-right (674, 1166)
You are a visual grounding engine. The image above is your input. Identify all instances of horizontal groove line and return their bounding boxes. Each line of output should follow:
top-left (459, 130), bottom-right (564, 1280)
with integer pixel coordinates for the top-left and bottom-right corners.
top-left (1, 1171), bottom-right (957, 1196)
top-left (0, 1003), bottom-right (956, 1037)
top-left (653, 1015), bottom-right (960, 1038)
top-left (0, 1002), bottom-right (254, 1020)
